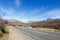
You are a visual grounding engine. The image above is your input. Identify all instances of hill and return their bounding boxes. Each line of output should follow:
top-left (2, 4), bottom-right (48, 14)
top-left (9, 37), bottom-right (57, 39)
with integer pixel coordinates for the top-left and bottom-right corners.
top-left (8, 20), bottom-right (25, 26)
top-left (7, 19), bottom-right (60, 29)
top-left (27, 19), bottom-right (60, 29)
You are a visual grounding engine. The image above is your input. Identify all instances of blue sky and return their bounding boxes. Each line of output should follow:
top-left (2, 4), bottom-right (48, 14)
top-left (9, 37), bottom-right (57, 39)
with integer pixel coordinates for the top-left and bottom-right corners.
top-left (0, 0), bottom-right (60, 22)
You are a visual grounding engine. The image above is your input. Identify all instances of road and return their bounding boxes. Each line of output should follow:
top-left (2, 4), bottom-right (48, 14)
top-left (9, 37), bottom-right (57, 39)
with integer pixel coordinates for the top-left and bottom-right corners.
top-left (13, 26), bottom-right (60, 40)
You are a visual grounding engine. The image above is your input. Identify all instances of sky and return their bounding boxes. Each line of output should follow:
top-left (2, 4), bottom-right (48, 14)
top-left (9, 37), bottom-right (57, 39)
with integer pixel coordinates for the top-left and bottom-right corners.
top-left (0, 0), bottom-right (60, 22)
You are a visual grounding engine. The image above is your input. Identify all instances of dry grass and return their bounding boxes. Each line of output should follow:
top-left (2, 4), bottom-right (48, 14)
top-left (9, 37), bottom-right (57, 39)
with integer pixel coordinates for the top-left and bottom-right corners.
top-left (0, 30), bottom-right (3, 37)
top-left (0, 26), bottom-right (9, 40)
top-left (35, 27), bottom-right (60, 33)
top-left (0, 34), bottom-right (9, 40)
top-left (27, 27), bottom-right (60, 33)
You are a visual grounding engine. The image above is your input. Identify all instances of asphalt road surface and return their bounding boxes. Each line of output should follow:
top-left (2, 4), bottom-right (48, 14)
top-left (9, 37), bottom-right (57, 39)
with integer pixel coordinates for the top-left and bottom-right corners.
top-left (13, 26), bottom-right (60, 40)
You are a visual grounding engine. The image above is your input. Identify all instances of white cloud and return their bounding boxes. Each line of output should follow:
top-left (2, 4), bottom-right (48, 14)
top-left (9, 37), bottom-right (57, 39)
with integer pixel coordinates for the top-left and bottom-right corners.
top-left (29, 7), bottom-right (43, 15)
top-left (0, 6), bottom-right (60, 22)
top-left (0, 7), bottom-right (28, 21)
top-left (0, 7), bottom-right (17, 19)
top-left (17, 10), bottom-right (28, 18)
top-left (40, 9), bottom-right (60, 19)
top-left (15, 0), bottom-right (20, 7)
top-left (28, 9), bottom-right (60, 21)
top-left (0, 7), bottom-right (15, 15)
top-left (28, 7), bottom-right (48, 16)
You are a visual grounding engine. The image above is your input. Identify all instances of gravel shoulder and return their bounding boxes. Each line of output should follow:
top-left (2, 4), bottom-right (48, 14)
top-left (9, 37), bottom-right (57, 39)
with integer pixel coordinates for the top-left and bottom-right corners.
top-left (8, 26), bottom-right (34, 40)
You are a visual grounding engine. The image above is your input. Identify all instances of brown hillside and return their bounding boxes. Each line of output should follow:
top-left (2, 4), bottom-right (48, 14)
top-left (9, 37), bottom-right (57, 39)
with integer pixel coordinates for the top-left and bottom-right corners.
top-left (27, 19), bottom-right (60, 29)
top-left (8, 20), bottom-right (25, 26)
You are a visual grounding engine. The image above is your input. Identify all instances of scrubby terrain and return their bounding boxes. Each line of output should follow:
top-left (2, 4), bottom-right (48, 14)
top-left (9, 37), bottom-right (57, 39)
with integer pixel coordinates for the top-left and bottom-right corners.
top-left (0, 19), bottom-right (9, 40)
top-left (8, 18), bottom-right (60, 33)
top-left (27, 19), bottom-right (60, 29)
top-left (26, 19), bottom-right (60, 33)
top-left (0, 26), bottom-right (9, 40)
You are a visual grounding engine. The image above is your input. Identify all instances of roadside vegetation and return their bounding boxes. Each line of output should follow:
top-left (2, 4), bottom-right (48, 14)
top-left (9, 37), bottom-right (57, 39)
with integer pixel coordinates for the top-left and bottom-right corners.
top-left (0, 19), bottom-right (9, 40)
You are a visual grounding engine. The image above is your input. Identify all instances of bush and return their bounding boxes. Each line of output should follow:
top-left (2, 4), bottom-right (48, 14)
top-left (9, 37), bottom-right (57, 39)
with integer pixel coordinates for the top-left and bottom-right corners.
top-left (0, 19), bottom-right (8, 34)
